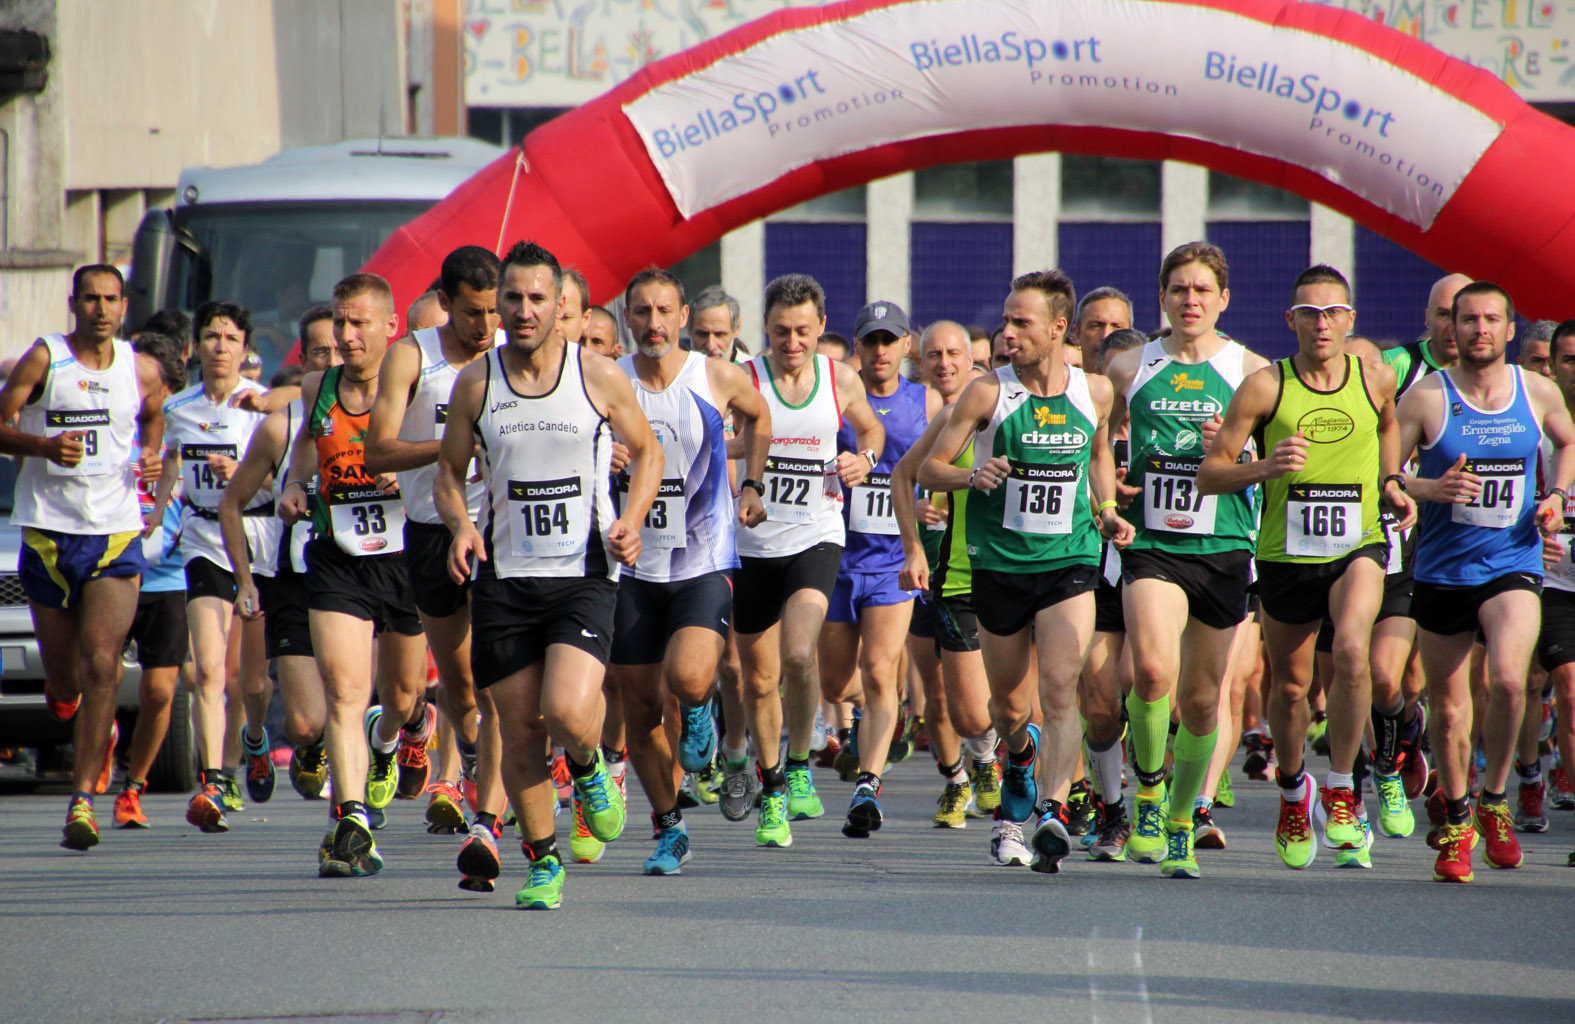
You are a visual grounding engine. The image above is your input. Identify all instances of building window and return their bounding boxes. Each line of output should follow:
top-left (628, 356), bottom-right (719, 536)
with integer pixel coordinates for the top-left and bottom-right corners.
top-left (1061, 156), bottom-right (1160, 219)
top-left (1208, 172), bottom-right (1309, 220)
top-left (772, 186), bottom-right (867, 222)
top-left (913, 160), bottom-right (1013, 220)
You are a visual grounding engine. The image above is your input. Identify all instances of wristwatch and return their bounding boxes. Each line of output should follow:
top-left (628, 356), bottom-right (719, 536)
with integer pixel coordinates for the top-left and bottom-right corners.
top-left (740, 478), bottom-right (765, 496)
top-left (859, 449), bottom-right (878, 469)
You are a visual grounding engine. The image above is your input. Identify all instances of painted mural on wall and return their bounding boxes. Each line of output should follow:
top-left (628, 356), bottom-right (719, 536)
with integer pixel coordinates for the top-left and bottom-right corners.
top-left (463, 0), bottom-right (1575, 105)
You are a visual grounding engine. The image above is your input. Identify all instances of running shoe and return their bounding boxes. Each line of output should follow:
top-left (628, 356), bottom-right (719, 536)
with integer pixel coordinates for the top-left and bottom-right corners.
top-left (186, 782), bottom-right (230, 833)
top-left (720, 758), bottom-right (759, 822)
top-left (457, 822), bottom-right (502, 892)
top-left (933, 781), bottom-right (971, 829)
top-left (516, 852), bottom-right (565, 909)
top-left (1160, 822), bottom-right (1199, 879)
top-left (569, 791), bottom-right (606, 864)
top-left (460, 751), bottom-right (479, 814)
top-left (784, 763), bottom-right (824, 820)
top-left (676, 773), bottom-right (701, 810)
top-left (999, 724), bottom-right (1040, 823)
top-left (1335, 810), bottom-right (1374, 869)
top-left (1213, 770), bottom-right (1235, 809)
top-left (888, 712), bottom-right (914, 763)
top-left (95, 720), bottom-right (119, 794)
top-left (832, 744), bottom-right (860, 783)
top-left (611, 763), bottom-right (629, 803)
top-left (989, 819), bottom-right (1030, 866)
top-left (755, 791), bottom-right (792, 847)
top-left (1516, 779), bottom-right (1549, 833)
top-left (1275, 776), bottom-right (1317, 869)
top-left (1192, 806), bottom-right (1226, 850)
top-left (289, 741), bottom-right (329, 799)
top-left (1316, 786), bottom-right (1365, 850)
top-left (842, 782), bottom-right (883, 838)
top-left (317, 829), bottom-right (335, 871)
top-left (1550, 765), bottom-right (1575, 810)
top-left (695, 759), bottom-right (722, 806)
top-left (1128, 790), bottom-right (1167, 865)
top-left (968, 759), bottom-right (1001, 816)
top-left (1088, 807), bottom-right (1131, 862)
top-left (395, 703), bottom-right (436, 799)
top-left (1308, 713), bottom-right (1330, 757)
top-left (242, 727), bottom-right (276, 804)
top-left (319, 813), bottom-right (383, 877)
top-left (644, 824), bottom-right (692, 875)
top-left (677, 700), bottom-right (717, 773)
top-left (44, 685), bottom-right (80, 722)
top-left (815, 732), bottom-right (841, 769)
top-left (219, 774), bottom-right (245, 811)
top-left (1473, 799), bottom-right (1523, 869)
top-left (61, 796), bottom-right (99, 850)
top-left (551, 751), bottom-right (572, 807)
top-left (1242, 734), bottom-right (1273, 781)
top-left (573, 750), bottom-right (626, 842)
top-left (113, 784), bottom-right (148, 829)
top-left (1398, 706), bottom-right (1429, 798)
top-left (1029, 807), bottom-right (1070, 874)
top-left (1065, 781), bottom-right (1096, 837)
top-left (1432, 821), bottom-right (1476, 883)
top-left (1373, 770), bottom-right (1414, 838)
top-left (363, 706), bottom-right (398, 809)
top-left (424, 781), bottom-right (469, 834)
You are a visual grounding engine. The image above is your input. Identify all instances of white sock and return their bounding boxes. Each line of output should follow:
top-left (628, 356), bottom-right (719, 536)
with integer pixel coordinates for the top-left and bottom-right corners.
top-left (1326, 770), bottom-right (1354, 792)
top-left (1280, 771), bottom-right (1308, 804)
top-left (722, 741), bottom-right (748, 765)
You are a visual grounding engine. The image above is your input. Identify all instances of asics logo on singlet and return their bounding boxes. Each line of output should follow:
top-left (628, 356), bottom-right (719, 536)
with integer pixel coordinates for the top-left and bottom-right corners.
top-left (1147, 397), bottom-right (1222, 417)
top-left (1019, 428), bottom-right (1088, 448)
top-left (491, 400), bottom-right (519, 414)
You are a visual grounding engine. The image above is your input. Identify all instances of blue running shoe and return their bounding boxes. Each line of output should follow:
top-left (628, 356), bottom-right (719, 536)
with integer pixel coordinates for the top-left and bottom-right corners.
top-left (643, 824), bottom-right (692, 875)
top-left (842, 782), bottom-right (883, 838)
top-left (677, 701), bottom-right (717, 773)
top-left (999, 724), bottom-right (1040, 823)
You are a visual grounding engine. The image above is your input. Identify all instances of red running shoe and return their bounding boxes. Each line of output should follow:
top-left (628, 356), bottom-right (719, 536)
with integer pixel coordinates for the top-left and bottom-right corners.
top-left (44, 685), bottom-right (80, 723)
top-left (1473, 799), bottom-right (1523, 869)
top-left (1432, 821), bottom-right (1476, 883)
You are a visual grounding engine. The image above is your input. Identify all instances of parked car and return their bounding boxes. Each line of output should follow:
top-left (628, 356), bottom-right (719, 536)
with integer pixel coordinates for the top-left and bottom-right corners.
top-left (0, 457), bottom-right (195, 792)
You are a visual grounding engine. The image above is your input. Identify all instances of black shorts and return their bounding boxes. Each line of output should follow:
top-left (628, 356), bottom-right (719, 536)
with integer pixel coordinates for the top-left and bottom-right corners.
top-left (733, 543), bottom-right (842, 635)
top-left (128, 590), bottom-right (187, 669)
top-left (610, 571), bottom-right (733, 666)
top-left (259, 569), bottom-right (314, 659)
top-left (471, 575), bottom-right (618, 688)
top-left (305, 537), bottom-right (422, 637)
top-left (933, 591), bottom-right (980, 655)
top-left (1121, 547), bottom-right (1252, 630)
top-left (974, 564), bottom-right (1098, 637)
top-left (1537, 588), bottom-right (1575, 671)
top-left (1094, 580), bottom-right (1124, 635)
top-left (909, 593), bottom-right (938, 640)
top-left (1412, 572), bottom-right (1542, 638)
top-left (1256, 544), bottom-right (1386, 626)
top-left (403, 520), bottom-right (468, 620)
top-left (184, 557), bottom-right (236, 602)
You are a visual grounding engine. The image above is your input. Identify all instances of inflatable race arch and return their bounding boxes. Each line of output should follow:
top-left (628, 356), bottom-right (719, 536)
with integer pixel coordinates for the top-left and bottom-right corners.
top-left (363, 0), bottom-right (1575, 318)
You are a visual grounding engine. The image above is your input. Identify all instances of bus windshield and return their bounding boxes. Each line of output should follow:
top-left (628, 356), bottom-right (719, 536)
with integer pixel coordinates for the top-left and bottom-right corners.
top-left (167, 200), bottom-right (431, 377)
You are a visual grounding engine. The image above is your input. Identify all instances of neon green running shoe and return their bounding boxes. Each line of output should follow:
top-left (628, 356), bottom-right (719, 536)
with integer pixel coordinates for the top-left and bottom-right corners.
top-left (1160, 822), bottom-right (1200, 879)
top-left (1317, 786), bottom-right (1366, 850)
top-left (695, 761), bottom-right (722, 806)
top-left (363, 707), bottom-right (398, 810)
top-left (934, 782), bottom-right (971, 829)
top-left (784, 763), bottom-right (824, 820)
top-left (568, 792), bottom-right (605, 864)
top-left (1214, 770), bottom-right (1235, 809)
top-left (1276, 777), bottom-right (1318, 869)
top-left (967, 759), bottom-right (1001, 816)
top-left (1374, 770), bottom-right (1415, 838)
top-left (1129, 789), bottom-right (1167, 864)
top-left (756, 791), bottom-right (793, 847)
top-left (573, 750), bottom-right (626, 842)
top-left (515, 853), bottom-right (565, 910)
top-left (220, 774), bottom-right (245, 812)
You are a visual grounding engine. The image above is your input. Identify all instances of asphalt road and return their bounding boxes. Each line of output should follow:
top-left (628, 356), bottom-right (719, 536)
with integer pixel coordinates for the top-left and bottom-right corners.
top-left (2, 751), bottom-right (1573, 1024)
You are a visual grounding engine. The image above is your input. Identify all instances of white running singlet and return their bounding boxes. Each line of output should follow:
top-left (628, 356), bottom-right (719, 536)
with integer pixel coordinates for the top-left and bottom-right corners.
top-left (737, 353), bottom-right (844, 558)
top-left (397, 327), bottom-right (492, 525)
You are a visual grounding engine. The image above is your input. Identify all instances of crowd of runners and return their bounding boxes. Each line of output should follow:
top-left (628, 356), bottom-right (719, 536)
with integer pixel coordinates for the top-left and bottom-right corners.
top-left (12, 237), bottom-right (1575, 907)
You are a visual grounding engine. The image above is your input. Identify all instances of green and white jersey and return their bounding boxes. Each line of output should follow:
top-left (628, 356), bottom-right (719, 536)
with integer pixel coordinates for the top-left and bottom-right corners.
top-left (966, 365), bottom-right (1100, 574)
top-left (1126, 338), bottom-right (1256, 554)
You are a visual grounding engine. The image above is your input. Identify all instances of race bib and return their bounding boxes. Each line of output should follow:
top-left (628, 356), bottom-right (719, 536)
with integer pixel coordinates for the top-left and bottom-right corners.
top-left (850, 472), bottom-right (900, 536)
top-left (1285, 483), bottom-right (1362, 558)
top-left (181, 443), bottom-right (238, 507)
top-left (1379, 508), bottom-right (1407, 575)
top-left (327, 484), bottom-right (405, 556)
top-left (763, 455), bottom-right (834, 525)
top-left (1003, 461), bottom-right (1077, 536)
top-left (508, 476), bottom-right (588, 557)
top-left (1451, 458), bottom-right (1525, 529)
top-left (627, 477), bottom-right (686, 549)
top-left (1550, 497), bottom-right (1575, 585)
top-left (44, 408), bottom-right (110, 476)
top-left (1141, 455), bottom-right (1217, 535)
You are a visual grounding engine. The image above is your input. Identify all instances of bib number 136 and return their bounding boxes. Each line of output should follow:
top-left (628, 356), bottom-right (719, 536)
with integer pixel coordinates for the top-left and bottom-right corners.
top-left (1003, 462), bottom-right (1076, 535)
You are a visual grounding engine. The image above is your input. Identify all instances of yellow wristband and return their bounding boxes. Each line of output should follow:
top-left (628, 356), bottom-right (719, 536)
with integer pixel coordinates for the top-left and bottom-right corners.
top-left (1099, 500), bottom-right (1118, 511)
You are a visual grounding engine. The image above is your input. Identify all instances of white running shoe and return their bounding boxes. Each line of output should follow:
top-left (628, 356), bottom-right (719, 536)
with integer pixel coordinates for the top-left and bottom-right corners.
top-left (989, 819), bottom-right (1031, 866)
